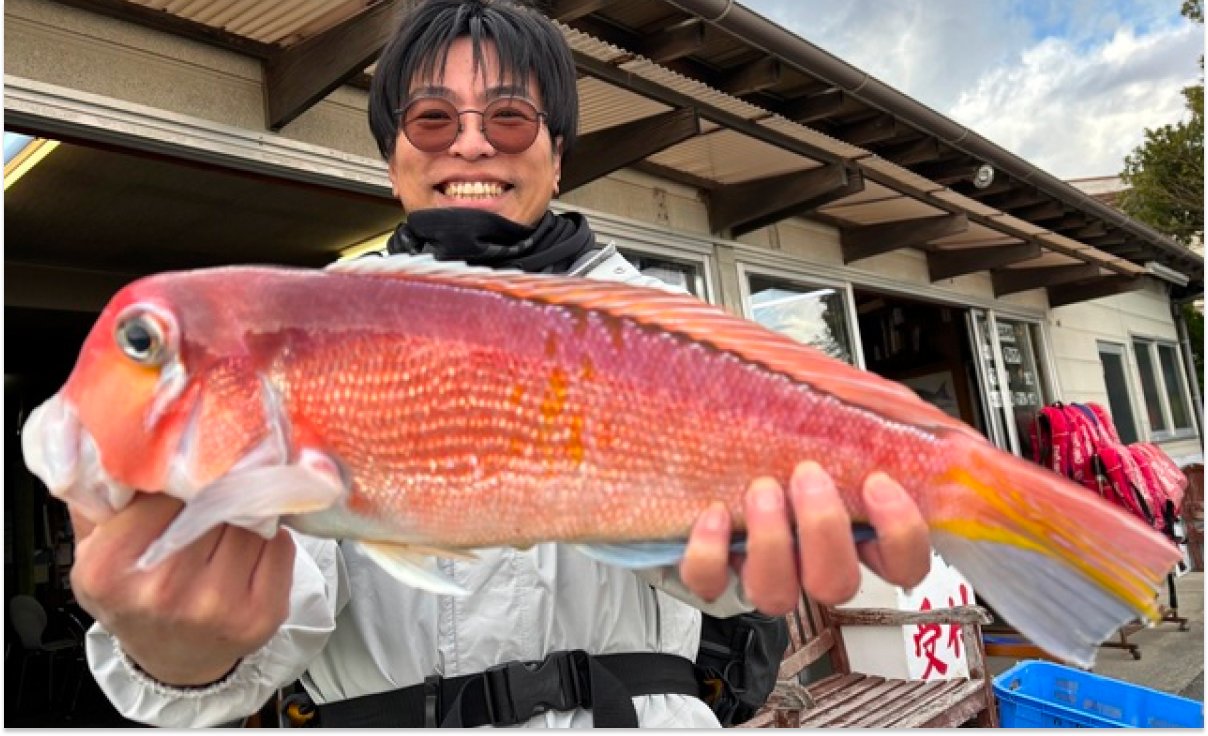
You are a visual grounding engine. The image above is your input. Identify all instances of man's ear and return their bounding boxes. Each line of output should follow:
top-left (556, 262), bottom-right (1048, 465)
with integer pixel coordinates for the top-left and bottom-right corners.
top-left (552, 136), bottom-right (564, 195)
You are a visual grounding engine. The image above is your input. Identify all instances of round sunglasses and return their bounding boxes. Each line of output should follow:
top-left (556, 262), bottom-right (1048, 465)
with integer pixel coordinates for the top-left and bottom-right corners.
top-left (398, 97), bottom-right (549, 154)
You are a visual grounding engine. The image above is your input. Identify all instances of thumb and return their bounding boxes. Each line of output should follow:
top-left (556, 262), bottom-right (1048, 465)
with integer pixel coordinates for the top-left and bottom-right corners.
top-left (68, 505), bottom-right (98, 542)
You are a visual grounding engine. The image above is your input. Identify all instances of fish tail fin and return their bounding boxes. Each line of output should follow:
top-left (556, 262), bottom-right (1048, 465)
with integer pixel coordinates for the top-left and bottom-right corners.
top-left (928, 435), bottom-right (1181, 668)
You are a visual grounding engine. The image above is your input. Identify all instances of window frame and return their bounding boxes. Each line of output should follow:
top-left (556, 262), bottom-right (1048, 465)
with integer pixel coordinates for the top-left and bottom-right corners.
top-left (1130, 334), bottom-right (1199, 440)
top-left (1096, 340), bottom-right (1142, 445)
top-left (736, 261), bottom-right (865, 368)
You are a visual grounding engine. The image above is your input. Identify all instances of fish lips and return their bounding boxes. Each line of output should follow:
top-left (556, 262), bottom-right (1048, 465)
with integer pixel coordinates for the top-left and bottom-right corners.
top-left (22, 393), bottom-right (133, 523)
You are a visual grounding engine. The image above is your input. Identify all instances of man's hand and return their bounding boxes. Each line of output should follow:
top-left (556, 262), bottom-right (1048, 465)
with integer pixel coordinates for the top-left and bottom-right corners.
top-left (679, 461), bottom-right (932, 614)
top-left (70, 493), bottom-right (296, 686)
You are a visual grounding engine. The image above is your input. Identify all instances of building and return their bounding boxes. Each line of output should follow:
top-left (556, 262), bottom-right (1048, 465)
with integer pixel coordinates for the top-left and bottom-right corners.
top-left (5, 0), bottom-right (1203, 725)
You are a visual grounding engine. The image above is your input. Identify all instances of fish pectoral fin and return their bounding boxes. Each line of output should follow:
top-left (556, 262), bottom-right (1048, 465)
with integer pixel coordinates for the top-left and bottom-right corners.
top-left (135, 454), bottom-right (347, 571)
top-left (357, 541), bottom-right (469, 596)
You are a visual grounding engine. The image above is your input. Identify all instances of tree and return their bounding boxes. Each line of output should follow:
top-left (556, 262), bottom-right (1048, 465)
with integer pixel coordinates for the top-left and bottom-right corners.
top-left (1118, 0), bottom-right (1204, 391)
top-left (1119, 0), bottom-right (1203, 244)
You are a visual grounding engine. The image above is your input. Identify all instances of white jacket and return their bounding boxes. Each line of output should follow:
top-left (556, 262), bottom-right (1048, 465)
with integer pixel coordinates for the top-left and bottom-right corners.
top-left (84, 245), bottom-right (753, 728)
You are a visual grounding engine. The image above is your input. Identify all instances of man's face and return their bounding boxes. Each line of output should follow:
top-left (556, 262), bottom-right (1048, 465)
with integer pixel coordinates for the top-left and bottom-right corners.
top-left (387, 37), bottom-right (562, 228)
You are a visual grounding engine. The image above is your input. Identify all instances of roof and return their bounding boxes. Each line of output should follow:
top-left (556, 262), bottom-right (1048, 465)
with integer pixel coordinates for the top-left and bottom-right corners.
top-left (33, 0), bottom-right (1205, 303)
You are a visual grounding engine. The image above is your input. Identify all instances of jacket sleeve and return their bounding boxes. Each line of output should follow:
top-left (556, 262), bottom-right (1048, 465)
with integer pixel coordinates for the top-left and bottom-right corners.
top-left (83, 531), bottom-right (347, 728)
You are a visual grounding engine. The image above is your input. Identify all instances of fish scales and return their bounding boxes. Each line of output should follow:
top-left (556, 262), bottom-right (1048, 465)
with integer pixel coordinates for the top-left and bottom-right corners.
top-left (233, 272), bottom-right (951, 548)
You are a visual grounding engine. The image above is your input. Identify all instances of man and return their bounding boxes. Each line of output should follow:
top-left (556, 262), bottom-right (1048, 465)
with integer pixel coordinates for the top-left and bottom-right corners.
top-left (71, 0), bottom-right (932, 727)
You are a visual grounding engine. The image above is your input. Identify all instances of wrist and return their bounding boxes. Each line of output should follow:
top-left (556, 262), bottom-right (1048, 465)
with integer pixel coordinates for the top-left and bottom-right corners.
top-left (123, 646), bottom-right (242, 689)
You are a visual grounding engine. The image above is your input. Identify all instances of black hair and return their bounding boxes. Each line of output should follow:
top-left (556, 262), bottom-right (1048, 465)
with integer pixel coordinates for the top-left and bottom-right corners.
top-left (368, 0), bottom-right (578, 160)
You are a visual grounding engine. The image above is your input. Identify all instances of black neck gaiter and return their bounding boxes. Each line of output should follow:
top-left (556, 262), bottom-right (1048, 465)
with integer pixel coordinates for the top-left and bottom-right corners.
top-left (386, 208), bottom-right (596, 274)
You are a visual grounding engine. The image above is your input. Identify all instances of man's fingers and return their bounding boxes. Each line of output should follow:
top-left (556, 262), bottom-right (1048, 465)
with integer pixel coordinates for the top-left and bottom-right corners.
top-left (679, 502), bottom-right (733, 602)
top-left (741, 477), bottom-right (798, 615)
top-left (788, 462), bottom-right (860, 606)
top-left (859, 472), bottom-right (931, 589)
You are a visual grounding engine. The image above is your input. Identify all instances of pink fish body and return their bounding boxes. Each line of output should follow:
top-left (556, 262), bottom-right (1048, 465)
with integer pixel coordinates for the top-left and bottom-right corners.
top-left (21, 255), bottom-right (1180, 667)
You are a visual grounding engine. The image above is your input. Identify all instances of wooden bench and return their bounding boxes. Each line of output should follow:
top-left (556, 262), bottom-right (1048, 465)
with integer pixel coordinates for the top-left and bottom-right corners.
top-left (738, 596), bottom-right (998, 728)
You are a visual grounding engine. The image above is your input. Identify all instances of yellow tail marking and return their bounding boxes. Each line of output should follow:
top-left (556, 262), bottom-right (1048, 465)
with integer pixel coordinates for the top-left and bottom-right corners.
top-left (931, 517), bottom-right (1162, 621)
top-left (939, 465), bottom-right (1164, 620)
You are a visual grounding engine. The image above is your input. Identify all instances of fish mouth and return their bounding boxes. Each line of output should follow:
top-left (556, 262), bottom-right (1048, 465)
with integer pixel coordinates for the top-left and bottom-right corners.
top-left (21, 393), bottom-right (133, 523)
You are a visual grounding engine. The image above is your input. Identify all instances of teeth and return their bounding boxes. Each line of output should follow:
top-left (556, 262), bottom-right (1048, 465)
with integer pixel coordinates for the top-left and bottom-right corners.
top-left (443, 182), bottom-right (504, 198)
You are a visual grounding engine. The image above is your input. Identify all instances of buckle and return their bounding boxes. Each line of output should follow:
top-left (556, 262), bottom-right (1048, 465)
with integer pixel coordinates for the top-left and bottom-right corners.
top-left (482, 650), bottom-right (587, 725)
top-left (423, 674), bottom-right (442, 728)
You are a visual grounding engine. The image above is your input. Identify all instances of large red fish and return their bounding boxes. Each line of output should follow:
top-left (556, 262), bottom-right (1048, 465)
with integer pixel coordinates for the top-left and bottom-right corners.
top-left (22, 254), bottom-right (1179, 667)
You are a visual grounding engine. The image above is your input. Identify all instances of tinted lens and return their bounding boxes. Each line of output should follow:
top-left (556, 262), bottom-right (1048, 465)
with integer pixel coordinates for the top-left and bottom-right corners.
top-left (482, 98), bottom-right (541, 153)
top-left (402, 98), bottom-right (460, 153)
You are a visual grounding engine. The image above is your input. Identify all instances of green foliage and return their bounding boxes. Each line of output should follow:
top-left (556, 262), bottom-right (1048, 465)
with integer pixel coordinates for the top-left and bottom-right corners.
top-left (1118, 102), bottom-right (1204, 245)
top-left (1119, 1), bottom-right (1203, 246)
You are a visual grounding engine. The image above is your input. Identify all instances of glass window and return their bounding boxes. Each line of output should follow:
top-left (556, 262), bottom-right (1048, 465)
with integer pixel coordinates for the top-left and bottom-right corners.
top-left (997, 318), bottom-right (1048, 460)
top-left (1157, 343), bottom-right (1194, 431)
top-left (619, 251), bottom-right (703, 297)
top-left (747, 274), bottom-right (855, 364)
top-left (1098, 343), bottom-right (1140, 444)
top-left (1132, 341), bottom-right (1167, 432)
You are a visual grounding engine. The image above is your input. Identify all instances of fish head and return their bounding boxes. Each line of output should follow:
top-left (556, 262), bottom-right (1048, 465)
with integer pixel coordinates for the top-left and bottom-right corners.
top-left (21, 276), bottom-right (255, 522)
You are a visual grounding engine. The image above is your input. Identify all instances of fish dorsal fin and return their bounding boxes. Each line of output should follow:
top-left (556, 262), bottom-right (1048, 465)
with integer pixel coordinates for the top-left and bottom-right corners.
top-left (328, 254), bottom-right (975, 435)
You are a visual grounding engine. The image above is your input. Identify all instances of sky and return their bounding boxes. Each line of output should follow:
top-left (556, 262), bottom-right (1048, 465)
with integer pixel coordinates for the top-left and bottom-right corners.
top-left (741, 0), bottom-right (1204, 180)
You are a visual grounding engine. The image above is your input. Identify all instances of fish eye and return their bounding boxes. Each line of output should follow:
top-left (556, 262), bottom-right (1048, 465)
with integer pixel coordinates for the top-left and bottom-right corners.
top-left (115, 309), bottom-right (173, 365)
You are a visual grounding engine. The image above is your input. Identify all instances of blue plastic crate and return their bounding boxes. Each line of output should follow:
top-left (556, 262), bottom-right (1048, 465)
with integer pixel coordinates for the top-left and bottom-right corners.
top-left (993, 660), bottom-right (1203, 728)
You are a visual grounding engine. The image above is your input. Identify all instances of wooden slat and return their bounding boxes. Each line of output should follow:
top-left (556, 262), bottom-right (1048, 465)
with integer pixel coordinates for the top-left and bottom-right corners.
top-left (920, 688), bottom-right (995, 728)
top-left (560, 108), bottom-right (700, 194)
top-left (803, 672), bottom-right (861, 700)
top-left (640, 20), bottom-right (705, 63)
top-left (711, 164), bottom-right (859, 235)
top-left (992, 263), bottom-right (1100, 296)
top-left (263, 0), bottom-right (401, 130)
top-left (777, 628), bottom-right (835, 678)
top-left (928, 242), bottom-right (1041, 281)
top-left (1047, 275), bottom-right (1146, 307)
top-left (841, 213), bottom-right (969, 263)
top-left (804, 677), bottom-right (915, 727)
top-left (828, 604), bottom-right (993, 627)
top-left (857, 680), bottom-right (961, 727)
top-left (893, 681), bottom-right (985, 725)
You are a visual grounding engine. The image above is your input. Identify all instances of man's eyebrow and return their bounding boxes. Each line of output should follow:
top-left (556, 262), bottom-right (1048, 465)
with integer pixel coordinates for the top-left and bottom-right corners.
top-left (406, 85), bottom-right (455, 103)
top-left (404, 84), bottom-right (534, 106)
top-left (484, 84), bottom-right (533, 102)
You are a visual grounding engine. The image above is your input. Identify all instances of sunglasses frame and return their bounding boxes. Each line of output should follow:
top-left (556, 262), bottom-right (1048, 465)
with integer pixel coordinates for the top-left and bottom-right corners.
top-left (397, 96), bottom-right (549, 154)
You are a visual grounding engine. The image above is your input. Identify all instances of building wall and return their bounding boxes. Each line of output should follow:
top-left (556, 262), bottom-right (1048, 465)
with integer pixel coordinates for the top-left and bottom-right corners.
top-left (1048, 281), bottom-right (1202, 461)
top-left (5, 0), bottom-right (378, 160)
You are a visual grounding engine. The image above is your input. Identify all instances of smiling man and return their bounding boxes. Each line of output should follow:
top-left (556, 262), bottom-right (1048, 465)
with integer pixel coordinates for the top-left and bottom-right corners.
top-left (68, 0), bottom-right (932, 728)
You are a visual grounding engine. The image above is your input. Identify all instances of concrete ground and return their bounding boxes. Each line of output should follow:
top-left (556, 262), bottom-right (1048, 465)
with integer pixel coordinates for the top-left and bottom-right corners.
top-left (987, 571), bottom-right (1204, 703)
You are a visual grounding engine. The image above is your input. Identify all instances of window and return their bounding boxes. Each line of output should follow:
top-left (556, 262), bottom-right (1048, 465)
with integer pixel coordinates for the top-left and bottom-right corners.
top-left (1132, 338), bottom-right (1196, 437)
top-left (745, 273), bottom-right (856, 364)
top-left (996, 318), bottom-right (1049, 459)
top-left (618, 250), bottom-right (706, 298)
top-left (1098, 342), bottom-right (1140, 444)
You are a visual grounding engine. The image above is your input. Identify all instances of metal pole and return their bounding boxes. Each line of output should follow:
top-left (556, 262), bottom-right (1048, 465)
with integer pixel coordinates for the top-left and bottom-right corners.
top-left (1172, 301), bottom-right (1204, 436)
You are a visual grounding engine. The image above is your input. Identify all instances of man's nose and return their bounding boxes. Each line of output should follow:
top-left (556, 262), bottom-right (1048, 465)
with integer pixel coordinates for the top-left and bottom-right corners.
top-left (447, 111), bottom-right (495, 158)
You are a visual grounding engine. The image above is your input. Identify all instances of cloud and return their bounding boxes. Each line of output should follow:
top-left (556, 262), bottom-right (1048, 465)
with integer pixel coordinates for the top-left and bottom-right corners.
top-left (741, 0), bottom-right (1202, 178)
top-left (948, 24), bottom-right (1202, 178)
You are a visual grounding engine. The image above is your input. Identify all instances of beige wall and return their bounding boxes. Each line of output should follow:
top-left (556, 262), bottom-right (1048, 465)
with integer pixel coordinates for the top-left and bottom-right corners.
top-left (1048, 282), bottom-right (1202, 461)
top-left (5, 0), bottom-right (378, 159)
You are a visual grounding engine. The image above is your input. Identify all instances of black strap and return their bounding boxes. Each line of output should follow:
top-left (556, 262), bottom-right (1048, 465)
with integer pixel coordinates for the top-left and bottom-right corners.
top-left (315, 651), bottom-right (700, 728)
